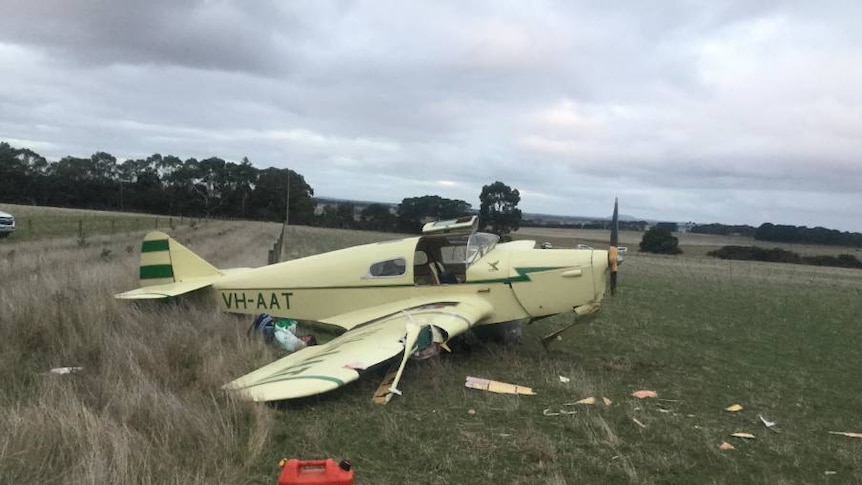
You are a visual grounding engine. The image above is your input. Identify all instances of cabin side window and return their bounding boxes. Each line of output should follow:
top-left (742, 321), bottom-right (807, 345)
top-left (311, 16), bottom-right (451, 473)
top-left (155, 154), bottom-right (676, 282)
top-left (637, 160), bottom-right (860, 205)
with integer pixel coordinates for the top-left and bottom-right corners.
top-left (368, 258), bottom-right (407, 278)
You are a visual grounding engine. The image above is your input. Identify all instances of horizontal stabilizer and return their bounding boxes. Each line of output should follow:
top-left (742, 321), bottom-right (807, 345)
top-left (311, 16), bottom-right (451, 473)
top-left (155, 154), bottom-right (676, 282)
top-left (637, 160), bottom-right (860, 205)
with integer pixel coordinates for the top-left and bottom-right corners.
top-left (114, 277), bottom-right (217, 299)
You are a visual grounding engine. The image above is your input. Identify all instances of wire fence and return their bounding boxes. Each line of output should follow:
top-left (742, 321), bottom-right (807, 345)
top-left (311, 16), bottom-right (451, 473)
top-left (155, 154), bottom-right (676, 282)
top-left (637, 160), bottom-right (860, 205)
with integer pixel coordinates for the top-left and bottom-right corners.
top-left (6, 215), bottom-right (209, 242)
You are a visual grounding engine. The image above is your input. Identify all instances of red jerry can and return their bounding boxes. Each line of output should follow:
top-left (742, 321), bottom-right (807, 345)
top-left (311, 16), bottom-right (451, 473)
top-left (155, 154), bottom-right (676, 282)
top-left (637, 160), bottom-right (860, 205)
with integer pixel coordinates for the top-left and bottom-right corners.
top-left (277, 458), bottom-right (354, 485)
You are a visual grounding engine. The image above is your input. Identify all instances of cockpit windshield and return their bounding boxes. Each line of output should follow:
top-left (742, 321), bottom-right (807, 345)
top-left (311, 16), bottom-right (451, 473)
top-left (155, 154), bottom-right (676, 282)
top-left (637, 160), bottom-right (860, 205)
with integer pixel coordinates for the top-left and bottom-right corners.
top-left (465, 232), bottom-right (499, 266)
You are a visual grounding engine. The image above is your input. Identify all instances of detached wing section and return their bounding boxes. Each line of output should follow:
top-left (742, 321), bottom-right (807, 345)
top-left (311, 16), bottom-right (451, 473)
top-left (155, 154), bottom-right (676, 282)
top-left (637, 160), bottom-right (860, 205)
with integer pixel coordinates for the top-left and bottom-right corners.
top-left (224, 296), bottom-right (493, 402)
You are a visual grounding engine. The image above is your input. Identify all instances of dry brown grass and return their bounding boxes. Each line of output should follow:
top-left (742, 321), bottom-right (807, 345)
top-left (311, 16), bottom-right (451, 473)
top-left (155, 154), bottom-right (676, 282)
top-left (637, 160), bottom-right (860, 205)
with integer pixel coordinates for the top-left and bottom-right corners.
top-left (0, 219), bottom-right (407, 484)
top-left (0, 221), bottom-right (284, 484)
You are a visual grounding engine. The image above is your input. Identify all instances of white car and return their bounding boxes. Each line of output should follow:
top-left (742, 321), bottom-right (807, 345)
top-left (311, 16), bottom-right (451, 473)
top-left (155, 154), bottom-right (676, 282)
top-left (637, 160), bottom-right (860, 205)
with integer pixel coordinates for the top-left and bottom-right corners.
top-left (0, 210), bottom-right (15, 238)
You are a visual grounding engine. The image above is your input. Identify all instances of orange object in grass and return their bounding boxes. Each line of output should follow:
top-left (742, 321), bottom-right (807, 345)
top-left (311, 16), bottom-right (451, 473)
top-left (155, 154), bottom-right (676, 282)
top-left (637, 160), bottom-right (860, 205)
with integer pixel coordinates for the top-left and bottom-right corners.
top-left (277, 459), bottom-right (354, 485)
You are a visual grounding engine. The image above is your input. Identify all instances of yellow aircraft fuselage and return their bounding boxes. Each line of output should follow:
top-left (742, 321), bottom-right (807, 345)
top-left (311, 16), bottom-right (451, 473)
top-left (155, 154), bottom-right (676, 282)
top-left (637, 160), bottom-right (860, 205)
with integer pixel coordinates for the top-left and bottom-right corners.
top-left (124, 226), bottom-right (610, 330)
top-left (210, 234), bottom-right (609, 330)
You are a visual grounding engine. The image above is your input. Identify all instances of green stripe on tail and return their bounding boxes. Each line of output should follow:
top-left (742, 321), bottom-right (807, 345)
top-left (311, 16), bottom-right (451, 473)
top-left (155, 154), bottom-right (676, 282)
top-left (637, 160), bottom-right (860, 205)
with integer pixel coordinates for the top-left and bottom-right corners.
top-left (142, 239), bottom-right (170, 252)
top-left (140, 264), bottom-right (174, 279)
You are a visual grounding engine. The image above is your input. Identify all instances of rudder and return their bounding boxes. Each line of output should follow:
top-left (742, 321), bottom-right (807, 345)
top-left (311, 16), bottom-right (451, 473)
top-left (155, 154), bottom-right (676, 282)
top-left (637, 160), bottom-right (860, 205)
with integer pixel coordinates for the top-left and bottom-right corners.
top-left (139, 231), bottom-right (220, 287)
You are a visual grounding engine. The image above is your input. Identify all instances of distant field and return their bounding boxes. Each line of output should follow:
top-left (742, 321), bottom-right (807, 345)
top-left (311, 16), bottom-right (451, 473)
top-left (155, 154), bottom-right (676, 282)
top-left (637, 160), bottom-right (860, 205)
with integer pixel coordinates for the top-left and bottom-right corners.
top-left (516, 226), bottom-right (860, 258)
top-left (2, 213), bottom-right (862, 483)
top-left (0, 203), bottom-right (200, 242)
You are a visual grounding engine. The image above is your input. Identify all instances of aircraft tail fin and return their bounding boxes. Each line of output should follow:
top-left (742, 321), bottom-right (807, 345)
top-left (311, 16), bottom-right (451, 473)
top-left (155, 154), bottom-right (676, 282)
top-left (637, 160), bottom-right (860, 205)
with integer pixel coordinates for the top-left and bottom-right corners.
top-left (115, 231), bottom-right (222, 300)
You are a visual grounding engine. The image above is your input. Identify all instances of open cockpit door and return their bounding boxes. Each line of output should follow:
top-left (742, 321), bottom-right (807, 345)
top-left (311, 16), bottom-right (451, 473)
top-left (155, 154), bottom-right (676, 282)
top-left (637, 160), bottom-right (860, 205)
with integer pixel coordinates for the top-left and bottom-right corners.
top-left (421, 215), bottom-right (478, 235)
top-left (413, 216), bottom-right (478, 285)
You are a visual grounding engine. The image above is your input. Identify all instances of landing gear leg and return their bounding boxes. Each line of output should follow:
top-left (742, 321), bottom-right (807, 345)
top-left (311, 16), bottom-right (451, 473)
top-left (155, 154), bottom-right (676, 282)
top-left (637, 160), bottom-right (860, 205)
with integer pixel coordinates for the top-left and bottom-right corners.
top-left (540, 303), bottom-right (600, 350)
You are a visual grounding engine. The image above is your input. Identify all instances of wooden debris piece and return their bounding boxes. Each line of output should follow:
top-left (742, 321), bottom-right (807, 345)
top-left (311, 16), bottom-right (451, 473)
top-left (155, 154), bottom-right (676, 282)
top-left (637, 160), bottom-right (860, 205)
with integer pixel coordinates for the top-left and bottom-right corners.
top-left (372, 365), bottom-right (399, 405)
top-left (465, 376), bottom-right (535, 395)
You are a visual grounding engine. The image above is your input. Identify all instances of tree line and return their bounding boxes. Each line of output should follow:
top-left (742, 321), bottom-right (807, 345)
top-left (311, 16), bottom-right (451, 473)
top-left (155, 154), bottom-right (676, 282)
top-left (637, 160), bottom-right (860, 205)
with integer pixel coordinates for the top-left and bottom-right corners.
top-left (691, 221), bottom-right (862, 247)
top-left (0, 142), bottom-right (522, 235)
top-left (0, 142), bottom-right (316, 224)
top-left (708, 245), bottom-right (862, 270)
top-left (753, 223), bottom-right (862, 247)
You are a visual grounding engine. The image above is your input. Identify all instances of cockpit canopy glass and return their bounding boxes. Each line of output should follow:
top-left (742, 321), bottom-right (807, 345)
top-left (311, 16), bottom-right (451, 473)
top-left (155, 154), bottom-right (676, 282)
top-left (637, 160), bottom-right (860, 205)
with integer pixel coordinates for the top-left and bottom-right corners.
top-left (465, 232), bottom-right (499, 266)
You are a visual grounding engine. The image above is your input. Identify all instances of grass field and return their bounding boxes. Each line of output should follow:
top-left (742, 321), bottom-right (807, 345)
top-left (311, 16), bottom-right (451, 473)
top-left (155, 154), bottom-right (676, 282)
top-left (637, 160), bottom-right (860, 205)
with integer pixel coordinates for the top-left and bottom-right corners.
top-left (0, 203), bottom-right (200, 242)
top-left (2, 212), bottom-right (861, 484)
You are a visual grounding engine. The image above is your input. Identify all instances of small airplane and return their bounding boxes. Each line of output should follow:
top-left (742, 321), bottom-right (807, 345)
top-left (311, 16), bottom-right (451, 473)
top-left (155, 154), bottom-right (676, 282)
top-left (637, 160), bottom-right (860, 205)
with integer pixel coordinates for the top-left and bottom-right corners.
top-left (116, 200), bottom-right (625, 402)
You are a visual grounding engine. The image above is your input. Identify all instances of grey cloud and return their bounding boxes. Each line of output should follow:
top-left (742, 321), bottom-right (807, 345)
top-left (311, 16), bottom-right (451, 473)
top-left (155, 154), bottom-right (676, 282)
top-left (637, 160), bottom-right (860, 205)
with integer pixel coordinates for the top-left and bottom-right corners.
top-left (1, 0), bottom-right (862, 231)
top-left (0, 0), bottom-right (303, 73)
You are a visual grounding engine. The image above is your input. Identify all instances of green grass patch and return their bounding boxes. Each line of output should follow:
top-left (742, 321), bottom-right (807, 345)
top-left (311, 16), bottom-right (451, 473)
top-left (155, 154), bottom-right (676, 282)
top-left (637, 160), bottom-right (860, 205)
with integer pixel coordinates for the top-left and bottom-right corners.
top-left (247, 256), bottom-right (862, 483)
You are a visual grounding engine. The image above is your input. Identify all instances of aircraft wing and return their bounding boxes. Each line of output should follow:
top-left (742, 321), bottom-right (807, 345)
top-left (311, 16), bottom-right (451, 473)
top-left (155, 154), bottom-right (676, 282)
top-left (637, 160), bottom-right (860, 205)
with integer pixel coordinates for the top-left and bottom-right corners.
top-left (318, 294), bottom-right (493, 332)
top-left (224, 295), bottom-right (493, 402)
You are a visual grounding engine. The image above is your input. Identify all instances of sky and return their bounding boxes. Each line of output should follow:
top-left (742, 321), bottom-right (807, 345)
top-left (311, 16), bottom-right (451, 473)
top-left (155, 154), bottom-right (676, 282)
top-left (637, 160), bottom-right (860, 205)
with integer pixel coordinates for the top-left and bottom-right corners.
top-left (1, 0), bottom-right (861, 231)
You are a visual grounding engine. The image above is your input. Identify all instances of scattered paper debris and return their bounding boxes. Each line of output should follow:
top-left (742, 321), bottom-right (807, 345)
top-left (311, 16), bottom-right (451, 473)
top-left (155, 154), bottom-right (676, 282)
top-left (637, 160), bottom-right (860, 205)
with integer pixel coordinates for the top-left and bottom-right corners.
top-left (559, 375), bottom-right (571, 383)
top-left (828, 431), bottom-right (862, 439)
top-left (658, 408), bottom-right (671, 414)
top-left (602, 397), bottom-right (612, 406)
top-left (758, 415), bottom-right (780, 432)
top-left (543, 408), bottom-right (560, 416)
top-left (725, 404), bottom-right (743, 412)
top-left (465, 376), bottom-right (536, 395)
top-left (49, 367), bottom-right (83, 375)
top-left (825, 471), bottom-right (837, 475)
top-left (560, 409), bottom-right (577, 415)
top-left (573, 397), bottom-right (596, 405)
top-left (632, 417), bottom-right (647, 428)
top-left (730, 432), bottom-right (756, 439)
top-left (467, 408), bottom-right (476, 415)
top-left (632, 390), bottom-right (657, 399)
top-left (719, 442), bottom-right (735, 451)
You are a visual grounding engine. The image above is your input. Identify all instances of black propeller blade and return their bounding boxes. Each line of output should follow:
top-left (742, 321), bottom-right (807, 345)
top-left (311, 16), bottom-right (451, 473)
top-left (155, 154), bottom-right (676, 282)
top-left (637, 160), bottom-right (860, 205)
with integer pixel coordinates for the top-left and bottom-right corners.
top-left (609, 198), bottom-right (619, 295)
